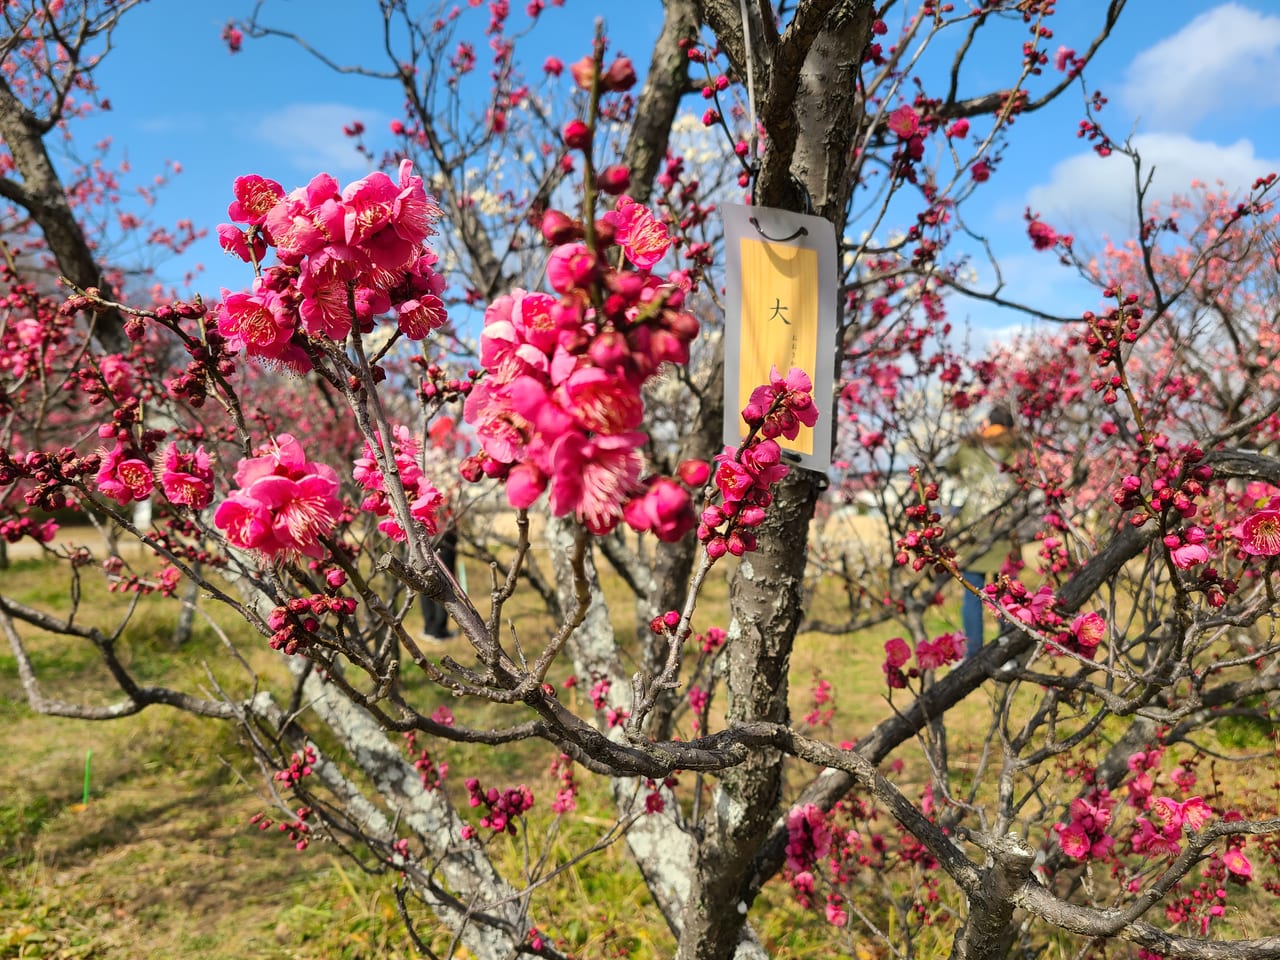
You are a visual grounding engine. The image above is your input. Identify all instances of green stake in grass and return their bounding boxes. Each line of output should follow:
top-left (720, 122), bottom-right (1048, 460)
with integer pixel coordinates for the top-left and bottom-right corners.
top-left (83, 748), bottom-right (92, 805)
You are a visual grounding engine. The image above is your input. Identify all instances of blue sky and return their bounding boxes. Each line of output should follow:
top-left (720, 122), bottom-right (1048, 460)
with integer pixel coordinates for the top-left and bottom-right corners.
top-left (66, 1), bottom-right (1280, 336)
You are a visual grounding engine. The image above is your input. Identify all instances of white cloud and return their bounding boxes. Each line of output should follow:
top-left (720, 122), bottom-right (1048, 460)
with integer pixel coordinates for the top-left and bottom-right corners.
top-left (1024, 133), bottom-right (1277, 240)
top-left (1121, 3), bottom-right (1280, 131)
top-left (254, 103), bottom-right (391, 173)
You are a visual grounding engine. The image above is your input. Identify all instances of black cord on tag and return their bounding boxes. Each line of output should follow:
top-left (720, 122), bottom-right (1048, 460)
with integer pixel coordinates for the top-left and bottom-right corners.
top-left (748, 216), bottom-right (808, 243)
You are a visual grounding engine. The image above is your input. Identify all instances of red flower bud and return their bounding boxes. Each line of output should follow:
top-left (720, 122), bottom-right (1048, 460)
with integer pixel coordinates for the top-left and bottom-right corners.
top-left (600, 55), bottom-right (637, 92)
top-left (541, 209), bottom-right (580, 244)
top-left (596, 164), bottom-right (631, 196)
top-left (593, 217), bottom-right (617, 246)
top-left (588, 329), bottom-right (630, 369)
top-left (678, 459), bottom-right (711, 486)
top-left (562, 118), bottom-right (591, 151)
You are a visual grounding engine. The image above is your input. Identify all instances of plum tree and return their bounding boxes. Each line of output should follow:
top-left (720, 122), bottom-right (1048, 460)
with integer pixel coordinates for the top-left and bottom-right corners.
top-left (7, 2), bottom-right (1280, 959)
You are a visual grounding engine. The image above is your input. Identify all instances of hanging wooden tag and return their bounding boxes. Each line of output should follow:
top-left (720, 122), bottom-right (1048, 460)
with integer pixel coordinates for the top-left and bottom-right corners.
top-left (722, 203), bottom-right (837, 472)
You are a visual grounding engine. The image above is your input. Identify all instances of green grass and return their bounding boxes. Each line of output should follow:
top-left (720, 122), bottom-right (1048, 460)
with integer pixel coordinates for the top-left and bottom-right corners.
top-left (0, 546), bottom-right (911, 959)
top-left (2, 548), bottom-right (1278, 959)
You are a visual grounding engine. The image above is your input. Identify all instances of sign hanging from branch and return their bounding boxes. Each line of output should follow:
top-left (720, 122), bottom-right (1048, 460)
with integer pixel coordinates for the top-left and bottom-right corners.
top-left (722, 203), bottom-right (837, 472)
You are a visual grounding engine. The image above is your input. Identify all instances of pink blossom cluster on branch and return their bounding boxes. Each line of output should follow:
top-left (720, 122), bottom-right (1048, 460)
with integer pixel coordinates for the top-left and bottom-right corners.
top-left (881, 631), bottom-right (967, 689)
top-left (460, 194), bottom-right (701, 538)
top-left (213, 433), bottom-right (343, 559)
top-left (462, 777), bottom-right (535, 838)
top-left (699, 366), bottom-right (819, 559)
top-left (353, 424), bottom-right (444, 542)
top-left (216, 161), bottom-right (446, 371)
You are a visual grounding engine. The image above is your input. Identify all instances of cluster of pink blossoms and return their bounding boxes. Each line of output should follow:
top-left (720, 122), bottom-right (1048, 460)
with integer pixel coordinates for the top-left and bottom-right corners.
top-left (1132, 796), bottom-right (1214, 858)
top-left (214, 434), bottom-right (342, 559)
top-left (784, 803), bottom-right (833, 908)
top-left (216, 161), bottom-right (446, 370)
top-left (698, 366), bottom-right (819, 558)
top-left (266, 590), bottom-right (356, 655)
top-left (547, 753), bottom-right (578, 814)
top-left (96, 432), bottom-right (215, 512)
top-left (881, 632), bottom-right (967, 688)
top-left (352, 425), bottom-right (443, 541)
top-left (0, 516), bottom-right (58, 545)
top-left (1053, 789), bottom-right (1116, 861)
top-left (1164, 525), bottom-right (1210, 568)
top-left (461, 777), bottom-right (534, 838)
top-left (403, 729), bottom-right (449, 792)
top-left (461, 195), bottom-right (700, 538)
top-left (95, 437), bottom-right (155, 504)
top-left (158, 443), bottom-right (215, 509)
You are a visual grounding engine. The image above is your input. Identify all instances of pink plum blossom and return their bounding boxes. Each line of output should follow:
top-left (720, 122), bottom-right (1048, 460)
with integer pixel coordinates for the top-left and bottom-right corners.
top-left (216, 281), bottom-right (301, 366)
top-left (604, 195), bottom-right (671, 269)
top-left (1003, 584), bottom-right (1057, 626)
top-left (1223, 848), bottom-right (1253, 880)
top-left (742, 366), bottom-right (820, 441)
top-left (398, 294), bottom-right (448, 339)
top-left (784, 803), bottom-right (831, 873)
top-left (214, 434), bottom-right (342, 559)
top-left (227, 174), bottom-right (285, 225)
top-left (218, 223), bottom-right (267, 263)
top-left (677, 459), bottom-right (710, 486)
top-left (887, 104), bottom-right (920, 138)
top-left (1070, 611), bottom-right (1106, 656)
top-left (352, 425), bottom-right (444, 541)
top-left (1131, 816), bottom-right (1181, 857)
top-left (262, 172), bottom-right (344, 264)
top-left (96, 440), bottom-right (154, 504)
top-left (505, 462), bottom-right (548, 510)
top-left (1151, 795), bottom-right (1213, 833)
top-left (1167, 526), bottom-right (1210, 568)
top-left (884, 636), bottom-right (911, 669)
top-left (160, 443), bottom-right (215, 509)
top-left (1028, 219), bottom-right (1058, 250)
top-left (1237, 510), bottom-right (1280, 556)
top-left (914, 631), bottom-right (966, 670)
top-left (622, 477), bottom-right (695, 542)
top-left (1053, 792), bottom-right (1115, 861)
top-left (97, 355), bottom-right (136, 403)
top-left (546, 243), bottom-right (599, 293)
top-left (548, 432), bottom-right (645, 535)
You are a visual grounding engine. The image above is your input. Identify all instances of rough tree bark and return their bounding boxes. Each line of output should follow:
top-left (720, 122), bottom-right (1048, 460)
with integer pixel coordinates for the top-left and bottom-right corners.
top-left (0, 42), bottom-right (129, 353)
top-left (671, 3), bottom-right (874, 957)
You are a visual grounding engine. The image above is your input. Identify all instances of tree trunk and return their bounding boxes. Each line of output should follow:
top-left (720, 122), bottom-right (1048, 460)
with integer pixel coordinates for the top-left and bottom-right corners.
top-left (676, 470), bottom-right (823, 959)
top-left (672, 3), bottom-right (873, 956)
top-left (0, 76), bottom-right (129, 354)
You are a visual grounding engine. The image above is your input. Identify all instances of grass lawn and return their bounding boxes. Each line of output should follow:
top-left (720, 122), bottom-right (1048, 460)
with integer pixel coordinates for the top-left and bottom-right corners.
top-left (2, 533), bottom-right (1274, 959)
